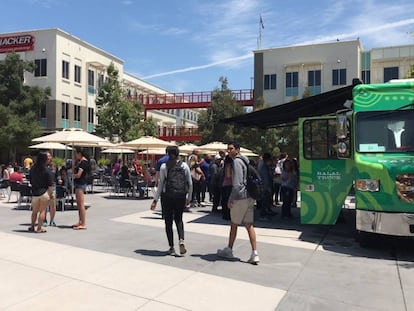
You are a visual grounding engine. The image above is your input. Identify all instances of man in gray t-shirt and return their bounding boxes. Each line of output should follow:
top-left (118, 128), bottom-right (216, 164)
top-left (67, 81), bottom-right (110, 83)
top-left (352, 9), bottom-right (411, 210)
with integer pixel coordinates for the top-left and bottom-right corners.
top-left (217, 142), bottom-right (260, 265)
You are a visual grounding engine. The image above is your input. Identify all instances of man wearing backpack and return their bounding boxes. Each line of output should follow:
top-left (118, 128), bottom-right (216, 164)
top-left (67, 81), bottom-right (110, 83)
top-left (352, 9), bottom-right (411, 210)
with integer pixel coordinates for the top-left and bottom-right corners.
top-left (217, 142), bottom-right (260, 265)
top-left (151, 146), bottom-right (193, 256)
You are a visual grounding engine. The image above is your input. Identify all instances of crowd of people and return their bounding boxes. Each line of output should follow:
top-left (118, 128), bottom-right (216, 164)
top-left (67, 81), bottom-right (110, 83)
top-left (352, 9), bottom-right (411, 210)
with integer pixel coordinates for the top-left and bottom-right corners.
top-left (1, 142), bottom-right (299, 265)
top-left (149, 143), bottom-right (299, 264)
top-left (0, 148), bottom-right (92, 232)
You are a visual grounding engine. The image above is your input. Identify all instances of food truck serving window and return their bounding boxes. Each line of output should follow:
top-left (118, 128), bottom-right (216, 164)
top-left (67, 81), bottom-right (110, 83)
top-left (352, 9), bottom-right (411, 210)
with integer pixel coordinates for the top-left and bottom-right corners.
top-left (303, 119), bottom-right (338, 159)
top-left (356, 109), bottom-right (414, 152)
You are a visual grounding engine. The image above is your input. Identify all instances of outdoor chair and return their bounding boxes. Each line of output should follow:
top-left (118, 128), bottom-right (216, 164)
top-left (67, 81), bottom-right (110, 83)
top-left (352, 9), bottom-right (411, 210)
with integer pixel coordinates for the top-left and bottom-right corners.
top-left (17, 183), bottom-right (32, 209)
top-left (8, 181), bottom-right (21, 202)
top-left (110, 176), bottom-right (121, 196)
top-left (56, 185), bottom-right (68, 211)
top-left (0, 179), bottom-right (9, 198)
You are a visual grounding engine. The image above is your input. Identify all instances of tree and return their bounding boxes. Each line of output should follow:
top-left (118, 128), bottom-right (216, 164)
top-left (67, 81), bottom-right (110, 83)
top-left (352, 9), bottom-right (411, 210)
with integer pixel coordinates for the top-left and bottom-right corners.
top-left (302, 86), bottom-right (312, 98)
top-left (95, 63), bottom-right (146, 142)
top-left (0, 53), bottom-right (50, 163)
top-left (198, 77), bottom-right (244, 143)
top-left (404, 65), bottom-right (414, 78)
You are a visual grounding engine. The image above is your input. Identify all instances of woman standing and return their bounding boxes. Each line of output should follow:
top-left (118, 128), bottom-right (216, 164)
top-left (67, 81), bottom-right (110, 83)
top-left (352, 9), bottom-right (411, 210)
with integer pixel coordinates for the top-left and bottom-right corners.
top-left (29, 152), bottom-right (53, 233)
top-left (280, 158), bottom-right (297, 218)
top-left (150, 146), bottom-right (192, 256)
top-left (72, 147), bottom-right (90, 230)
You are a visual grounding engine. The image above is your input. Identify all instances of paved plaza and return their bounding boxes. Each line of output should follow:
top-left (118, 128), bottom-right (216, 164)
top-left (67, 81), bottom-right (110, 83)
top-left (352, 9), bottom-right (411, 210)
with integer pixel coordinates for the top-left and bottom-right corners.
top-left (0, 188), bottom-right (413, 311)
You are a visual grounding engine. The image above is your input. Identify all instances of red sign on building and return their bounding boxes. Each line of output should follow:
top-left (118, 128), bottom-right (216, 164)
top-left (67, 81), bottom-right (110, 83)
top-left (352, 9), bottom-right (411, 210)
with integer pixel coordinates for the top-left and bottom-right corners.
top-left (0, 34), bottom-right (35, 53)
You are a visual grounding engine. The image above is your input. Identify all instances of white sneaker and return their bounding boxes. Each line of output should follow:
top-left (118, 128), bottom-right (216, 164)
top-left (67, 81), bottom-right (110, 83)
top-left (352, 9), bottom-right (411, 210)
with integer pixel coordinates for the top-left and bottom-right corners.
top-left (217, 247), bottom-right (235, 259)
top-left (247, 253), bottom-right (260, 265)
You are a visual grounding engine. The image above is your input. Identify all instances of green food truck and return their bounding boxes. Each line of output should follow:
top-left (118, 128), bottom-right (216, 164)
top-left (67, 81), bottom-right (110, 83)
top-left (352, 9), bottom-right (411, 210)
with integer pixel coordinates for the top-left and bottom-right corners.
top-left (299, 79), bottom-right (414, 242)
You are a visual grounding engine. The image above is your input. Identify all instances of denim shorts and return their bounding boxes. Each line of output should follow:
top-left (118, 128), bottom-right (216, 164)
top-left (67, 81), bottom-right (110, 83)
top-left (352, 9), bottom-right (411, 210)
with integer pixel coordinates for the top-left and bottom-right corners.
top-left (75, 183), bottom-right (87, 192)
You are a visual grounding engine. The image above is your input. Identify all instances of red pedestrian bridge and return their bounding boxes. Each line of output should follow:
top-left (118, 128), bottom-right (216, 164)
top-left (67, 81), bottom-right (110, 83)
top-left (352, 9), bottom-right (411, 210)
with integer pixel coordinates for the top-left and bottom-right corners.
top-left (129, 89), bottom-right (254, 141)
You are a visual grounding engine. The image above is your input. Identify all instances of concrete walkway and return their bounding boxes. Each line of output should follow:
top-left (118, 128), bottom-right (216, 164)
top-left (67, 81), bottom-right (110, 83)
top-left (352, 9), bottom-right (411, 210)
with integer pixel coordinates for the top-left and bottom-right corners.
top-left (0, 190), bottom-right (413, 310)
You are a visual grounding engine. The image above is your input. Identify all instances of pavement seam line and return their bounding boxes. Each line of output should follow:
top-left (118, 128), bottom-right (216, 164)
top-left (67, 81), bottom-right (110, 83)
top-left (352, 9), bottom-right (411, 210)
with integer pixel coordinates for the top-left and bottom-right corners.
top-left (395, 254), bottom-right (408, 311)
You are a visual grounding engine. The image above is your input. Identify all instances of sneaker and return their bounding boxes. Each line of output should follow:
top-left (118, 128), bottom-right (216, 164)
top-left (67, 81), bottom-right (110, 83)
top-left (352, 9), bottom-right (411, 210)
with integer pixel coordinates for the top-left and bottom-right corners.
top-left (168, 247), bottom-right (176, 256)
top-left (179, 242), bottom-right (187, 255)
top-left (50, 220), bottom-right (56, 227)
top-left (217, 247), bottom-right (235, 259)
top-left (42, 220), bottom-right (48, 227)
top-left (247, 253), bottom-right (260, 265)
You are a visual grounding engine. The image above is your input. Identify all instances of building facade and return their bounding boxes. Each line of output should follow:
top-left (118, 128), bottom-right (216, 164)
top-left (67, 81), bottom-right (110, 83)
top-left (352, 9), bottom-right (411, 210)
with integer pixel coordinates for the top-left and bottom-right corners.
top-left (0, 28), bottom-right (198, 136)
top-left (254, 40), bottom-right (414, 106)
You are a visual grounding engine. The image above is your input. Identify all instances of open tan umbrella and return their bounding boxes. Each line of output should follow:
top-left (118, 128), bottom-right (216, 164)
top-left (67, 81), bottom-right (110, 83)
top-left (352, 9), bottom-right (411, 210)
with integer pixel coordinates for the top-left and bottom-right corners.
top-left (101, 148), bottom-right (135, 154)
top-left (121, 136), bottom-right (175, 149)
top-left (240, 147), bottom-right (259, 157)
top-left (178, 143), bottom-right (198, 154)
top-left (197, 141), bottom-right (228, 152)
top-left (32, 128), bottom-right (109, 146)
top-left (29, 142), bottom-right (72, 150)
top-left (138, 148), bottom-right (186, 156)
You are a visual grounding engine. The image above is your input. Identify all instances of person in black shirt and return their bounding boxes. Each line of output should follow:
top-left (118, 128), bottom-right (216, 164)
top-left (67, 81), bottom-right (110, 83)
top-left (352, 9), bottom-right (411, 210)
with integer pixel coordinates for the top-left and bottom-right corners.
top-left (72, 147), bottom-right (90, 230)
top-left (29, 152), bottom-right (53, 233)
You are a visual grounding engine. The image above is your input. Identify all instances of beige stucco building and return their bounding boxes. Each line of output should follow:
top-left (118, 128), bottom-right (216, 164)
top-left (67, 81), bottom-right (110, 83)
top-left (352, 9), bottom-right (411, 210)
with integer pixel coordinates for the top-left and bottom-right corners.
top-left (0, 28), bottom-right (198, 135)
top-left (254, 40), bottom-right (414, 106)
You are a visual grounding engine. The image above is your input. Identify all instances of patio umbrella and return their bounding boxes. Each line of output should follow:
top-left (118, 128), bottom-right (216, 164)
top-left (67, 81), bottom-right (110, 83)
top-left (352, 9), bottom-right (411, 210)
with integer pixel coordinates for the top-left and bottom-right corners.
top-left (101, 148), bottom-right (135, 154)
top-left (178, 143), bottom-right (198, 154)
top-left (197, 141), bottom-right (228, 152)
top-left (240, 147), bottom-right (259, 157)
top-left (29, 142), bottom-right (72, 150)
top-left (121, 136), bottom-right (175, 149)
top-left (138, 148), bottom-right (187, 156)
top-left (32, 128), bottom-right (109, 146)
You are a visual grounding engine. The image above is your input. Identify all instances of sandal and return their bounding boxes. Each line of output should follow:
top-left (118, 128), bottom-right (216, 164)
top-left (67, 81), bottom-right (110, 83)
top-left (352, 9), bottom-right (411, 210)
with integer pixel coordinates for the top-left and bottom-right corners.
top-left (72, 223), bottom-right (81, 228)
top-left (28, 226), bottom-right (35, 232)
top-left (73, 225), bottom-right (87, 230)
top-left (35, 229), bottom-right (47, 233)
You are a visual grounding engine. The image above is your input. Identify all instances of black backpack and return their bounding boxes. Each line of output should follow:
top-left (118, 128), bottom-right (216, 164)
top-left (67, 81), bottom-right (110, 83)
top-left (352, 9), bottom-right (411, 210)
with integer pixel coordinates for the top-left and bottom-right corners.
top-left (165, 160), bottom-right (187, 198)
top-left (238, 157), bottom-right (263, 201)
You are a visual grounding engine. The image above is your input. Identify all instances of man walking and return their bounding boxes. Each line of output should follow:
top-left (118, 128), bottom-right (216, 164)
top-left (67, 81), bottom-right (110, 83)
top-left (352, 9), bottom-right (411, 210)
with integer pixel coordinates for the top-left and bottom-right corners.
top-left (217, 142), bottom-right (260, 264)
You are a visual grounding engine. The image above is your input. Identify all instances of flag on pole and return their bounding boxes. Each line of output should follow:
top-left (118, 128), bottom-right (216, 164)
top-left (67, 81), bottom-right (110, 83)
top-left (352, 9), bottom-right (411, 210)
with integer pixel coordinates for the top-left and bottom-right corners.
top-left (260, 15), bottom-right (264, 29)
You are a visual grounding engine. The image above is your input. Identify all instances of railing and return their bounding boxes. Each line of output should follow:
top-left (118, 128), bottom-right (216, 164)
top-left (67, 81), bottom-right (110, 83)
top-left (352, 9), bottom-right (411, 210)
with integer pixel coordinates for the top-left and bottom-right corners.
top-left (128, 89), bottom-right (254, 109)
top-left (158, 126), bottom-right (201, 141)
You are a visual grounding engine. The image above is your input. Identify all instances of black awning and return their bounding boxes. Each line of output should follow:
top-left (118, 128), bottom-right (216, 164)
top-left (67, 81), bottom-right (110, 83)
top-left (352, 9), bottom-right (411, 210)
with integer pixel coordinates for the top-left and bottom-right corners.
top-left (225, 85), bottom-right (354, 128)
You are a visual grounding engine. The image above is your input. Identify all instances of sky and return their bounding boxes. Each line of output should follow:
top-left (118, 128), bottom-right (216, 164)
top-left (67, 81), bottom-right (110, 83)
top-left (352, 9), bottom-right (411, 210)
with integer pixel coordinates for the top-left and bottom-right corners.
top-left (1, 0), bottom-right (414, 93)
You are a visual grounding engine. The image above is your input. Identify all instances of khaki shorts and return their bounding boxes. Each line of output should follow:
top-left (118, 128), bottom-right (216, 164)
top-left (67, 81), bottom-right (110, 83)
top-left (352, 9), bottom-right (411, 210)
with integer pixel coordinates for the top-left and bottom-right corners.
top-left (230, 198), bottom-right (255, 225)
top-left (32, 192), bottom-right (50, 204)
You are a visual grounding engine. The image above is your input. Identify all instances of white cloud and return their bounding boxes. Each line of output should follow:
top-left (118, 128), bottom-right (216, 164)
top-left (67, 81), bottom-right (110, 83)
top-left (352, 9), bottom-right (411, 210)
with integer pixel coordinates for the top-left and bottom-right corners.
top-left (142, 53), bottom-right (251, 79)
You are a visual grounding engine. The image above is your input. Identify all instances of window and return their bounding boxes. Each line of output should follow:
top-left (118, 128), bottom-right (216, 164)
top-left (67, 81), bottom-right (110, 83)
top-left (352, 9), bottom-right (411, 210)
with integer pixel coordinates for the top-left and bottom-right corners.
top-left (286, 72), bottom-right (298, 96)
top-left (88, 108), bottom-right (94, 123)
top-left (356, 110), bottom-right (414, 152)
top-left (361, 70), bottom-right (371, 84)
top-left (264, 74), bottom-right (276, 90)
top-left (308, 70), bottom-right (321, 87)
top-left (74, 105), bottom-right (81, 122)
top-left (88, 70), bottom-right (95, 94)
top-left (34, 59), bottom-right (47, 77)
top-left (332, 69), bottom-right (346, 85)
top-left (74, 65), bottom-right (81, 83)
top-left (88, 70), bottom-right (95, 86)
top-left (98, 74), bottom-right (104, 89)
top-left (384, 67), bottom-right (399, 82)
top-left (62, 60), bottom-right (69, 79)
top-left (61, 102), bottom-right (69, 119)
top-left (303, 119), bottom-right (338, 159)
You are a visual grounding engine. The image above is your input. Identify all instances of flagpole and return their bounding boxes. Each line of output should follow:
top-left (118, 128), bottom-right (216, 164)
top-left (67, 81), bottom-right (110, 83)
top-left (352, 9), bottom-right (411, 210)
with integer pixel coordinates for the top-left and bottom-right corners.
top-left (258, 14), bottom-right (264, 49)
